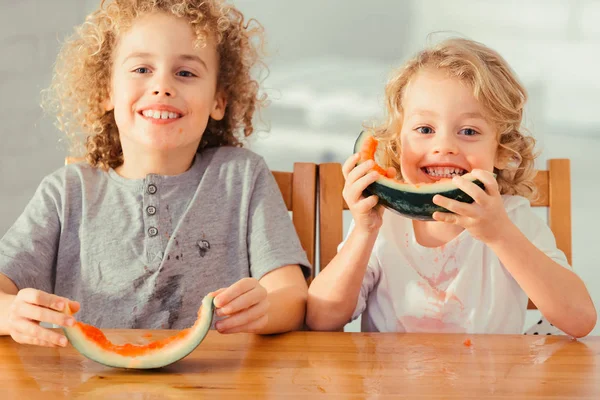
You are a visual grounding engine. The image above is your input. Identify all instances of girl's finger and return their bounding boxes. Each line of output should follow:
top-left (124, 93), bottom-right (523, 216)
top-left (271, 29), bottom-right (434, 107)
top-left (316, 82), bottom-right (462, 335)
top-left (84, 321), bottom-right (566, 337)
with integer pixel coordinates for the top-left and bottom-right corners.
top-left (346, 159), bottom-right (375, 186)
top-left (470, 169), bottom-right (500, 196)
top-left (354, 194), bottom-right (379, 214)
top-left (17, 302), bottom-right (75, 328)
top-left (386, 167), bottom-right (397, 179)
top-left (218, 313), bottom-right (269, 335)
top-left (344, 169), bottom-right (379, 206)
top-left (432, 211), bottom-right (467, 226)
top-left (452, 175), bottom-right (488, 205)
top-left (432, 195), bottom-right (476, 217)
top-left (341, 153), bottom-right (361, 179)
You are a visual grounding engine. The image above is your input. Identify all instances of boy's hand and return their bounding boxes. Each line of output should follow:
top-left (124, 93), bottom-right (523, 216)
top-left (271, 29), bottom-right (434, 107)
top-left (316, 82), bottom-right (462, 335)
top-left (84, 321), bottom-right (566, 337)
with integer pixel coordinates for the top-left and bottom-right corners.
top-left (431, 169), bottom-right (513, 244)
top-left (8, 289), bottom-right (79, 347)
top-left (211, 278), bottom-right (269, 334)
top-left (342, 153), bottom-right (396, 234)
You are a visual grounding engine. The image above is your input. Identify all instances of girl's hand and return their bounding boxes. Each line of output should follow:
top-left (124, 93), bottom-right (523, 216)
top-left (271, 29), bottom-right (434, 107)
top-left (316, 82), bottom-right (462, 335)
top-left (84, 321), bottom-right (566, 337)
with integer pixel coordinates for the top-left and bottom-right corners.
top-left (432, 169), bottom-right (513, 243)
top-left (211, 278), bottom-right (269, 334)
top-left (342, 153), bottom-right (395, 233)
top-left (8, 288), bottom-right (80, 347)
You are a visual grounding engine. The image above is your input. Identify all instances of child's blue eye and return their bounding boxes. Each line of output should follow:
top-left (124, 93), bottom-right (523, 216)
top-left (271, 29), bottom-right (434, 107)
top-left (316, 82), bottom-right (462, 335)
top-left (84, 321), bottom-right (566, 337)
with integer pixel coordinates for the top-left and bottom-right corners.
top-left (133, 67), bottom-right (150, 74)
top-left (459, 128), bottom-right (479, 136)
top-left (416, 126), bottom-right (434, 134)
top-left (177, 70), bottom-right (196, 78)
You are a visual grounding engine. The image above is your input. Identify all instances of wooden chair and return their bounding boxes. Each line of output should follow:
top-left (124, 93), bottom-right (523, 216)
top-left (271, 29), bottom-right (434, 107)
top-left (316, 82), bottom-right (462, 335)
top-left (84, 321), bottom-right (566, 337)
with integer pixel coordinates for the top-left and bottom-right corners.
top-left (318, 159), bottom-right (572, 310)
top-left (65, 157), bottom-right (318, 281)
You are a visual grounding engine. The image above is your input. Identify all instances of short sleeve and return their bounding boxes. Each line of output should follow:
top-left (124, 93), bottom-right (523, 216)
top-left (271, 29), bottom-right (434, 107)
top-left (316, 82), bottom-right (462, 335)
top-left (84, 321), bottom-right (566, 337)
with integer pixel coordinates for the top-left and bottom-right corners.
top-left (337, 219), bottom-right (382, 321)
top-left (247, 158), bottom-right (312, 280)
top-left (0, 176), bottom-right (62, 292)
top-left (504, 195), bottom-right (570, 269)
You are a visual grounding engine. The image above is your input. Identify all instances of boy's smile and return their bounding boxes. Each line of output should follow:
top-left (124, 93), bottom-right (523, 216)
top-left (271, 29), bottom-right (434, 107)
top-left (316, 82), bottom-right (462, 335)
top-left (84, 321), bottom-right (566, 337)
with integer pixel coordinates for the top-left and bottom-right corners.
top-left (398, 68), bottom-right (498, 185)
top-left (138, 103), bottom-right (184, 125)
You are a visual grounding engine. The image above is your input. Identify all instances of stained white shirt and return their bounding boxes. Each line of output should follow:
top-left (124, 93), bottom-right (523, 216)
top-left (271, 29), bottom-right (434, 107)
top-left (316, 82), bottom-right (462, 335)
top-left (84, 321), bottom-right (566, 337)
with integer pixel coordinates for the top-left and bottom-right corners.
top-left (344, 195), bottom-right (570, 333)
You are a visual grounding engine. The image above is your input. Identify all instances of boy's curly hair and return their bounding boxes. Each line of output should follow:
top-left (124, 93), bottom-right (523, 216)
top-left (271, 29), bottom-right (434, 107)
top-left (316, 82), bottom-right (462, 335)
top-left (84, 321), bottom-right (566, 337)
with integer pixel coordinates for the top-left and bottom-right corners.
top-left (368, 38), bottom-right (538, 199)
top-left (43, 0), bottom-right (266, 170)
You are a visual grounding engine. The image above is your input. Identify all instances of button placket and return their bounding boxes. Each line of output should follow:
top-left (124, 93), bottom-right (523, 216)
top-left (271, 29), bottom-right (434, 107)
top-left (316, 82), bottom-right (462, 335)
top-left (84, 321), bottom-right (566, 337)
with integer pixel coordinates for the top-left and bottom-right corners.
top-left (143, 179), bottom-right (163, 264)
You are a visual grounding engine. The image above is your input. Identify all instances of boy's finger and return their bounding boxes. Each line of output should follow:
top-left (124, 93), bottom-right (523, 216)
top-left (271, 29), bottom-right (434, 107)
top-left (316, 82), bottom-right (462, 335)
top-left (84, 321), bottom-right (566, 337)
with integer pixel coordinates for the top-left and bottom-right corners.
top-left (17, 302), bottom-right (75, 328)
top-left (13, 319), bottom-right (69, 347)
top-left (214, 278), bottom-right (256, 308)
top-left (13, 333), bottom-right (59, 348)
top-left (17, 289), bottom-right (71, 312)
top-left (216, 300), bottom-right (269, 331)
top-left (217, 287), bottom-right (266, 316)
top-left (68, 300), bottom-right (81, 314)
top-left (208, 288), bottom-right (226, 298)
top-left (217, 313), bottom-right (269, 334)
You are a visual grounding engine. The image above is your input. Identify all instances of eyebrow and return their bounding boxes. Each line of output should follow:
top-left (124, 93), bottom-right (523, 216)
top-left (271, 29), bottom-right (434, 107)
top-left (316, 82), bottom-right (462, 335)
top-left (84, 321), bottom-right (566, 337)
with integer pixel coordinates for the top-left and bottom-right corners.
top-left (407, 109), bottom-right (486, 120)
top-left (407, 109), bottom-right (438, 118)
top-left (121, 52), bottom-right (208, 70)
top-left (459, 111), bottom-right (486, 120)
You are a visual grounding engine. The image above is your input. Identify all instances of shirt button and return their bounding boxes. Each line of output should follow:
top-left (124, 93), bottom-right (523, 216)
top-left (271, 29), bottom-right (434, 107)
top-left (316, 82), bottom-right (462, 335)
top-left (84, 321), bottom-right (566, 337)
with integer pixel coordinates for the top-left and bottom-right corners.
top-left (147, 184), bottom-right (157, 195)
top-left (147, 206), bottom-right (157, 216)
top-left (148, 227), bottom-right (158, 237)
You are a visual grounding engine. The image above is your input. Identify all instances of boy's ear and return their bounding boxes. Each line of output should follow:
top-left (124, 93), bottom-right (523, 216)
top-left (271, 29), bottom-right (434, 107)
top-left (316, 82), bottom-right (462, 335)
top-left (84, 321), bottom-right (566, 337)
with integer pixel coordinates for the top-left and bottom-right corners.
top-left (103, 92), bottom-right (114, 112)
top-left (210, 91), bottom-right (227, 121)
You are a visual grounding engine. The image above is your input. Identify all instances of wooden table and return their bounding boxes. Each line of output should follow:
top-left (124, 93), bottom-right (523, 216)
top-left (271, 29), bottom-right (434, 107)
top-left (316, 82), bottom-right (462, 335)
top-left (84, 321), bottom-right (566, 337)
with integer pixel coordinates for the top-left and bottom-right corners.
top-left (1, 331), bottom-right (598, 399)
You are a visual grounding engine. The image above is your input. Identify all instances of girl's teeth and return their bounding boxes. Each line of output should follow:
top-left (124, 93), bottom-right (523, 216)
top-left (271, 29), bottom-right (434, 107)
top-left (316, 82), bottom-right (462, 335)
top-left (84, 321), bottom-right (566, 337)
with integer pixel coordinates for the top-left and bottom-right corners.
top-left (425, 167), bottom-right (466, 178)
top-left (153, 111), bottom-right (161, 119)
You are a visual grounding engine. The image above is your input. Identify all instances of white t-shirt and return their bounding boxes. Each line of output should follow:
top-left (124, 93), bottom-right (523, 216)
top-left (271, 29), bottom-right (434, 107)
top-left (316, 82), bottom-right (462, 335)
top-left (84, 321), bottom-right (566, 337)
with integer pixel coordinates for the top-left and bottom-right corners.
top-left (344, 195), bottom-right (570, 334)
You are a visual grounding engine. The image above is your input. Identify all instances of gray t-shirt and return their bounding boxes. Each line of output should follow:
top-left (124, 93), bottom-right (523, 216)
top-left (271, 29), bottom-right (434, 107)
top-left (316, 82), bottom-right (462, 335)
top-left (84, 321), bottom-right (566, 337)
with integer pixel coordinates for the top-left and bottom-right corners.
top-left (0, 146), bottom-right (311, 329)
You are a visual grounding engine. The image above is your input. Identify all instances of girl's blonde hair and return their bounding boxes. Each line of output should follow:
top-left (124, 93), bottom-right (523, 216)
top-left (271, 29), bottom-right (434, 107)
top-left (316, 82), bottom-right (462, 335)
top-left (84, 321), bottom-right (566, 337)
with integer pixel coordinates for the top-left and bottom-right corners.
top-left (368, 37), bottom-right (538, 199)
top-left (43, 0), bottom-right (265, 170)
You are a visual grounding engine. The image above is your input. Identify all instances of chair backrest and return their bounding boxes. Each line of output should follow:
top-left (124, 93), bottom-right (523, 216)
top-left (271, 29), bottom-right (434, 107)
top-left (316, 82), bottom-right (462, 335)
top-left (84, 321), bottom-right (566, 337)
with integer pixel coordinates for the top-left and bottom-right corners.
top-left (318, 159), bottom-right (572, 310)
top-left (65, 157), bottom-right (317, 281)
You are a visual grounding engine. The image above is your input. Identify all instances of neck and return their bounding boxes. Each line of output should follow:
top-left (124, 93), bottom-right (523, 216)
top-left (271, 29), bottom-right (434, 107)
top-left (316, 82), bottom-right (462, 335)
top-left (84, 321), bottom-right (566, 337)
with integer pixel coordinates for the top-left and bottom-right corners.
top-left (115, 140), bottom-right (199, 179)
top-left (412, 219), bottom-right (464, 248)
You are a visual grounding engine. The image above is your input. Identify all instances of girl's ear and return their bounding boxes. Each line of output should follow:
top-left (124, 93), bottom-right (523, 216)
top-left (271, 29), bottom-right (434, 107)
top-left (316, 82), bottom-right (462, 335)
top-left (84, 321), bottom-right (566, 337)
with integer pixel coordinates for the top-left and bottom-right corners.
top-left (494, 149), bottom-right (521, 170)
top-left (210, 91), bottom-right (227, 121)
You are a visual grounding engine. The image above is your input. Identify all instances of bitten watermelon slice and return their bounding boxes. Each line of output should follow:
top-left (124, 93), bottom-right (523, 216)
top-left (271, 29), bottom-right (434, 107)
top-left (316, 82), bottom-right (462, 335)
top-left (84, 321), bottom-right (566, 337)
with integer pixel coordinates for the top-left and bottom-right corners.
top-left (354, 130), bottom-right (488, 221)
top-left (62, 294), bottom-right (215, 369)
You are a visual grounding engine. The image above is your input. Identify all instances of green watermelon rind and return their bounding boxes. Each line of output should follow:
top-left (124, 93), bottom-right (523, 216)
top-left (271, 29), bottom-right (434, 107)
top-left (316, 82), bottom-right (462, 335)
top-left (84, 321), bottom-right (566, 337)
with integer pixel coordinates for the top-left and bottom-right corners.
top-left (63, 295), bottom-right (215, 369)
top-left (354, 130), bottom-right (489, 221)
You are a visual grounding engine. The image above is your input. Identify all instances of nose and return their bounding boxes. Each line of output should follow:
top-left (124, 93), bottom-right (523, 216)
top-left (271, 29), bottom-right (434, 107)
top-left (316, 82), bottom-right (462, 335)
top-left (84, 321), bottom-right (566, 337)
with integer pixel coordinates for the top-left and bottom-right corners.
top-left (432, 131), bottom-right (458, 155)
top-left (152, 90), bottom-right (172, 97)
top-left (150, 73), bottom-right (176, 97)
